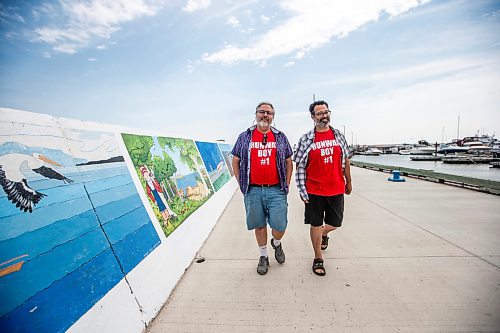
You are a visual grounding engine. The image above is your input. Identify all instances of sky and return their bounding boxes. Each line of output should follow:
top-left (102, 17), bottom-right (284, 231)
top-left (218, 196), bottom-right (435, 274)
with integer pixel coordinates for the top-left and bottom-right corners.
top-left (1, 0), bottom-right (499, 145)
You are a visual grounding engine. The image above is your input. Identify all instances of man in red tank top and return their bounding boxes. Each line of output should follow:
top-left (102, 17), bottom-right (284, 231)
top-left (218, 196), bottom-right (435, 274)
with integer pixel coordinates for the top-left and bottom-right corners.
top-left (293, 100), bottom-right (353, 276)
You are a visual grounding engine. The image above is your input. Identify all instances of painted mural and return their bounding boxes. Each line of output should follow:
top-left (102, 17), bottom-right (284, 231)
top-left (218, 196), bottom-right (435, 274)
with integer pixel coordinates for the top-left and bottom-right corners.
top-left (121, 135), bottom-right (215, 237)
top-left (218, 143), bottom-right (234, 177)
top-left (0, 116), bottom-right (160, 333)
top-left (195, 141), bottom-right (232, 192)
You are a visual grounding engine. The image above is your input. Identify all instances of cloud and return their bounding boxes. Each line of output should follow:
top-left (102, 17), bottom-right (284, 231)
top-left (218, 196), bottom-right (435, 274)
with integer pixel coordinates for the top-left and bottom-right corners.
top-left (33, 0), bottom-right (159, 54)
top-left (227, 16), bottom-right (240, 28)
top-left (300, 55), bottom-right (498, 94)
top-left (203, 0), bottom-right (429, 64)
top-left (321, 55), bottom-right (500, 144)
top-left (0, 4), bottom-right (26, 23)
top-left (260, 15), bottom-right (270, 23)
top-left (182, 0), bottom-right (211, 13)
top-left (344, 67), bottom-right (500, 144)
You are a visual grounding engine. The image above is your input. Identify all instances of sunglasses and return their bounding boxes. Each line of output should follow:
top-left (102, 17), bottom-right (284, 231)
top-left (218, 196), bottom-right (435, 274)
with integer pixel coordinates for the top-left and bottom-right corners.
top-left (262, 133), bottom-right (268, 146)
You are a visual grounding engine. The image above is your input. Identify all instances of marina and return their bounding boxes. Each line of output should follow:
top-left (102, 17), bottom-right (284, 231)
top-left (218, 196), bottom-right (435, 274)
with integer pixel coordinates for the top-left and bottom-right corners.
top-left (354, 134), bottom-right (500, 161)
top-left (351, 154), bottom-right (500, 183)
top-left (350, 160), bottom-right (500, 195)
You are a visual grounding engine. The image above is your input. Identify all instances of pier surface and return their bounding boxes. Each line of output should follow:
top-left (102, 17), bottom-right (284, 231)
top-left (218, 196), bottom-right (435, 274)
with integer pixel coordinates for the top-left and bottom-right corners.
top-left (148, 167), bottom-right (500, 332)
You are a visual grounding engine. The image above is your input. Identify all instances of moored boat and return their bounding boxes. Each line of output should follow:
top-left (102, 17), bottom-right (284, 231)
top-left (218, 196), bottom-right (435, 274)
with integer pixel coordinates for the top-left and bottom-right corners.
top-left (359, 148), bottom-right (382, 156)
top-left (409, 146), bottom-right (435, 155)
top-left (437, 144), bottom-right (469, 154)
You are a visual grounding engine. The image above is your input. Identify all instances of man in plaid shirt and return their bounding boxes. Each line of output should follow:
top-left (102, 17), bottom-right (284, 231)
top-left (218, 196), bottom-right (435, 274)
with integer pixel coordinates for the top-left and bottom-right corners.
top-left (232, 102), bottom-right (293, 275)
top-left (293, 100), bottom-right (353, 276)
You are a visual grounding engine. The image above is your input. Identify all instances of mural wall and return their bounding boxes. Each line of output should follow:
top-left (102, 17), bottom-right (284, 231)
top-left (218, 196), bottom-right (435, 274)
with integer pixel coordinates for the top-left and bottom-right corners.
top-left (121, 135), bottom-right (220, 237)
top-left (0, 109), bottom-right (235, 333)
top-left (195, 141), bottom-right (232, 192)
top-left (218, 143), bottom-right (234, 177)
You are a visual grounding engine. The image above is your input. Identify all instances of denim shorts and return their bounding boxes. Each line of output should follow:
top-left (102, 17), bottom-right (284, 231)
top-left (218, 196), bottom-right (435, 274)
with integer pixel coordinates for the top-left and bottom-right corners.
top-left (243, 185), bottom-right (288, 231)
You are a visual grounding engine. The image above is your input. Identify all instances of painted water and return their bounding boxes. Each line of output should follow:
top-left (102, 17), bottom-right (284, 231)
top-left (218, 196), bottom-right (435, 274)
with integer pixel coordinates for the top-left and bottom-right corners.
top-left (0, 162), bottom-right (160, 332)
top-left (352, 154), bottom-right (500, 182)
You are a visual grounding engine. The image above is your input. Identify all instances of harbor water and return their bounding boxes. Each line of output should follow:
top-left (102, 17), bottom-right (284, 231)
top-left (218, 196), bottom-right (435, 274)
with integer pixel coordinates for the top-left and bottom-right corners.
top-left (351, 154), bottom-right (500, 182)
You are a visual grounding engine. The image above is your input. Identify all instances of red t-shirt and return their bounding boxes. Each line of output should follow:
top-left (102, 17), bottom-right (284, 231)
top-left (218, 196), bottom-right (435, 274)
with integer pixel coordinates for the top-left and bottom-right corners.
top-left (306, 129), bottom-right (345, 196)
top-left (250, 129), bottom-right (279, 185)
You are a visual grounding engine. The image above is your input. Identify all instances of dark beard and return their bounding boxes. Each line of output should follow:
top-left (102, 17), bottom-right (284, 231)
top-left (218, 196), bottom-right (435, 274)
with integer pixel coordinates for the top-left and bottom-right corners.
top-left (315, 118), bottom-right (329, 128)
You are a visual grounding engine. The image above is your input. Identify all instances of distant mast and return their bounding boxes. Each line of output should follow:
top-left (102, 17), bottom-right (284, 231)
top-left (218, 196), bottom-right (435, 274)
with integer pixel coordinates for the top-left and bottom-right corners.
top-left (457, 115), bottom-right (460, 139)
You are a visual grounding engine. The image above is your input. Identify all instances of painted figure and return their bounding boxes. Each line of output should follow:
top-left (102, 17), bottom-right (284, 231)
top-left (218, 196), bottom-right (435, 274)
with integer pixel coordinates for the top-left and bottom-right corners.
top-left (293, 100), bottom-right (353, 276)
top-left (140, 166), bottom-right (176, 226)
top-left (231, 102), bottom-right (293, 275)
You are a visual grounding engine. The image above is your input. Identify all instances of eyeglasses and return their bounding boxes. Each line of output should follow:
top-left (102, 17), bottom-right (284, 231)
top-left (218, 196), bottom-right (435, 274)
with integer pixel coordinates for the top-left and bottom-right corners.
top-left (314, 110), bottom-right (331, 117)
top-left (256, 110), bottom-right (275, 116)
top-left (262, 133), bottom-right (268, 146)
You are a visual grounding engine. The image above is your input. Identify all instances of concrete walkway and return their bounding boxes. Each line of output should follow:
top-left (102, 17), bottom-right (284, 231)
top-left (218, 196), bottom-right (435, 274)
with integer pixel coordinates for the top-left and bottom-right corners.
top-left (148, 167), bottom-right (500, 332)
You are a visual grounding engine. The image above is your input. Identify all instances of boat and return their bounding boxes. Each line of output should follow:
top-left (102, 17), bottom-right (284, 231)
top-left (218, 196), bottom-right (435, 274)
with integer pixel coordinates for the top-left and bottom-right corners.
top-left (437, 143), bottom-right (470, 154)
top-left (0, 254), bottom-right (28, 277)
top-left (464, 141), bottom-right (492, 154)
top-left (490, 161), bottom-right (500, 168)
top-left (359, 148), bottom-right (382, 156)
top-left (460, 134), bottom-right (496, 146)
top-left (491, 143), bottom-right (500, 158)
top-left (409, 146), bottom-right (435, 155)
top-left (389, 147), bottom-right (399, 154)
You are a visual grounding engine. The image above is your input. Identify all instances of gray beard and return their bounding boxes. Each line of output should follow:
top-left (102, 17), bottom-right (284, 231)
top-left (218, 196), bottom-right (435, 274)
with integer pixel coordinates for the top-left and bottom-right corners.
top-left (257, 119), bottom-right (270, 128)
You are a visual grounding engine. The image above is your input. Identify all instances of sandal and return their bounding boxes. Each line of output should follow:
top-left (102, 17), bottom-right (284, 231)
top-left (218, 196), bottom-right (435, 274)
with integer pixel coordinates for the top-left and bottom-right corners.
top-left (312, 258), bottom-right (326, 276)
top-left (321, 235), bottom-right (329, 250)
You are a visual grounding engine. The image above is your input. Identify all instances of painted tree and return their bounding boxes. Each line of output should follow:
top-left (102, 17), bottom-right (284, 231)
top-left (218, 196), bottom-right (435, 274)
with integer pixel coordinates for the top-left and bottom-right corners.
top-left (151, 152), bottom-right (176, 184)
top-left (158, 137), bottom-right (213, 195)
top-left (121, 134), bottom-right (153, 166)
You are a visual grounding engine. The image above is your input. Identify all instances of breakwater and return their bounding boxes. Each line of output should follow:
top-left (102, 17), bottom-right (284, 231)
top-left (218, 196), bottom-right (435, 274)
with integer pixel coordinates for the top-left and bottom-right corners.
top-left (350, 160), bottom-right (500, 195)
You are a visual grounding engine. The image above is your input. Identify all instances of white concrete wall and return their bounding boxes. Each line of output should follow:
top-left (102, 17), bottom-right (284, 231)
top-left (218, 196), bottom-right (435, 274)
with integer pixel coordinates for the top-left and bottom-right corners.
top-left (0, 107), bottom-right (237, 332)
top-left (68, 179), bottom-right (238, 333)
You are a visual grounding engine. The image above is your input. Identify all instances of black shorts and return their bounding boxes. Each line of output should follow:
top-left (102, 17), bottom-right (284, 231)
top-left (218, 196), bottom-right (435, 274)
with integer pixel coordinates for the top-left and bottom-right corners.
top-left (304, 193), bottom-right (344, 227)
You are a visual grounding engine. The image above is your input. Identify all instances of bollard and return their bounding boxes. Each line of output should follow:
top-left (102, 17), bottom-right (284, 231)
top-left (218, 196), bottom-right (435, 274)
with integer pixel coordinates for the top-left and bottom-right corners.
top-left (388, 170), bottom-right (405, 182)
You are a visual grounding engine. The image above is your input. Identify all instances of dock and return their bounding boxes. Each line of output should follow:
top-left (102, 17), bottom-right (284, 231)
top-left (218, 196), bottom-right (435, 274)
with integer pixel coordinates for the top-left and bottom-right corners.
top-left (491, 162), bottom-right (500, 168)
top-left (410, 156), bottom-right (441, 161)
top-left (441, 156), bottom-right (500, 164)
top-left (147, 166), bottom-right (500, 332)
top-left (350, 160), bottom-right (500, 195)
